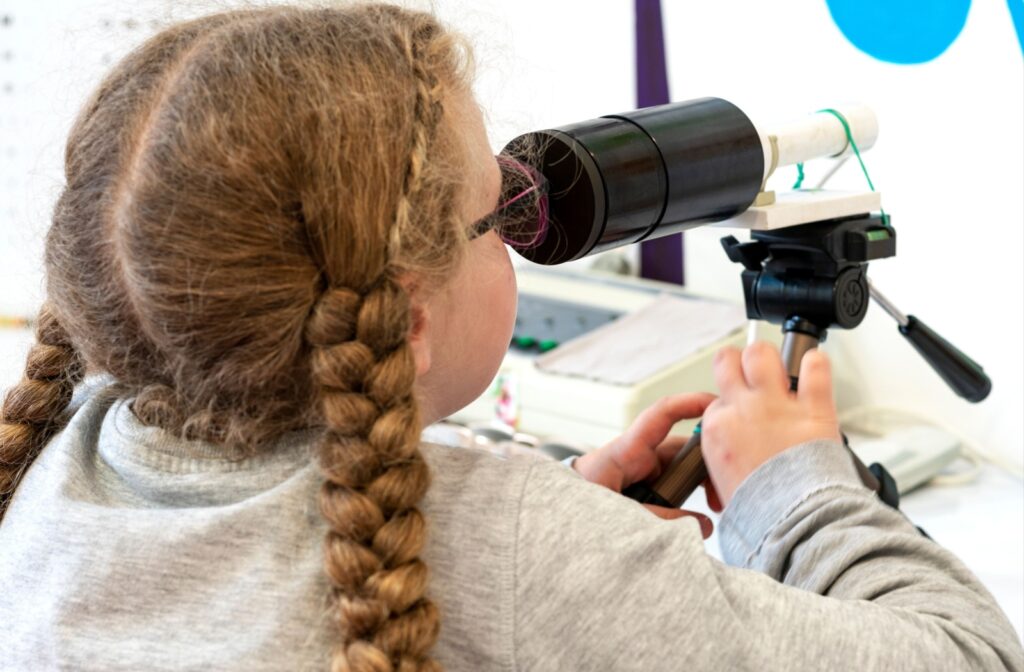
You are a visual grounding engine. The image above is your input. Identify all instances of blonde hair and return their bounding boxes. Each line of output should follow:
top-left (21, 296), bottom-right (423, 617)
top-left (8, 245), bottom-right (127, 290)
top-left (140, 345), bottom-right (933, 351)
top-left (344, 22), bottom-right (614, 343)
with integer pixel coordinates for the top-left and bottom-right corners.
top-left (0, 5), bottom-right (476, 670)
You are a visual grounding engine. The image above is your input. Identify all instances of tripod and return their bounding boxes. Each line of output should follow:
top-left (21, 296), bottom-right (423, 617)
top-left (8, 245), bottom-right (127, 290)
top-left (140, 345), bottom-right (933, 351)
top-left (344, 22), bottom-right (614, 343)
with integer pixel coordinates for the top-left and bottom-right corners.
top-left (624, 213), bottom-right (991, 511)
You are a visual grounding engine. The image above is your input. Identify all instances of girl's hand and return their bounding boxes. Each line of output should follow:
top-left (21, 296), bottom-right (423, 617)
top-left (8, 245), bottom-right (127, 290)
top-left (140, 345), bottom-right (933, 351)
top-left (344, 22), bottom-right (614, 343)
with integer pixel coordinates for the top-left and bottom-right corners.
top-left (701, 341), bottom-right (842, 507)
top-left (572, 393), bottom-right (721, 538)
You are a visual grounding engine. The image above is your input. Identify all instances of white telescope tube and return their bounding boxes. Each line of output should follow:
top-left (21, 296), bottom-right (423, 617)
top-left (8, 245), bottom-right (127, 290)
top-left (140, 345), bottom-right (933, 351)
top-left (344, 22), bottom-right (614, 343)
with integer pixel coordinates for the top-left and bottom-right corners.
top-left (758, 105), bottom-right (879, 182)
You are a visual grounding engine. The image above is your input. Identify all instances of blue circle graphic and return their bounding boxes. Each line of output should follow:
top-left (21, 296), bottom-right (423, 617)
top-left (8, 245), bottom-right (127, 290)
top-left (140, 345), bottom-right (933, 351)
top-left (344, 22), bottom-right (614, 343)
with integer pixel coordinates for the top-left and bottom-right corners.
top-left (825, 0), bottom-right (972, 64)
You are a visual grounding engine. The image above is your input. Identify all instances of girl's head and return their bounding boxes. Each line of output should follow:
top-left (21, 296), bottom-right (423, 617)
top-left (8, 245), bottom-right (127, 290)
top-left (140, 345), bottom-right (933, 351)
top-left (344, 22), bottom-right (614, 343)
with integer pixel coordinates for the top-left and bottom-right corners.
top-left (0, 4), bottom-right (516, 670)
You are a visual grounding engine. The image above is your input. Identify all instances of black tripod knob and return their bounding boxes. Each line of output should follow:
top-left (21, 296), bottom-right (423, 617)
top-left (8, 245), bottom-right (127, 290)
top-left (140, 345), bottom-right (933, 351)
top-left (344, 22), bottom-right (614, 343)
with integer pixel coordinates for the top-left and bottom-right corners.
top-left (899, 316), bottom-right (991, 402)
top-left (869, 282), bottom-right (991, 403)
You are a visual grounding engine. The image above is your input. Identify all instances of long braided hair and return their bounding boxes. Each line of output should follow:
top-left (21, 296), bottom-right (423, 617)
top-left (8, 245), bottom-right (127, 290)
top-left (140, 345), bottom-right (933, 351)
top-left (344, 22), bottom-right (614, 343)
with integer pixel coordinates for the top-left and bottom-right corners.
top-left (0, 5), bottom-right (474, 670)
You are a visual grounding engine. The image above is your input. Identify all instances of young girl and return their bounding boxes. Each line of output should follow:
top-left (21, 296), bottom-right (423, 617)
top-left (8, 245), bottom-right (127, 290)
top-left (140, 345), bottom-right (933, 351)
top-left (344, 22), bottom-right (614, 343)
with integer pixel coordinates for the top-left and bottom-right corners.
top-left (0, 5), bottom-right (1020, 671)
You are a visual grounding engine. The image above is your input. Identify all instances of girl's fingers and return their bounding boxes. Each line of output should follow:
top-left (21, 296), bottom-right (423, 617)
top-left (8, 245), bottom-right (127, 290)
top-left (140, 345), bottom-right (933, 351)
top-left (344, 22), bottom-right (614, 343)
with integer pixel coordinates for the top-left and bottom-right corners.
top-left (654, 435), bottom-right (690, 474)
top-left (741, 341), bottom-right (790, 393)
top-left (797, 349), bottom-right (834, 406)
top-left (624, 392), bottom-right (716, 451)
top-left (592, 394), bottom-right (714, 492)
top-left (713, 347), bottom-right (747, 397)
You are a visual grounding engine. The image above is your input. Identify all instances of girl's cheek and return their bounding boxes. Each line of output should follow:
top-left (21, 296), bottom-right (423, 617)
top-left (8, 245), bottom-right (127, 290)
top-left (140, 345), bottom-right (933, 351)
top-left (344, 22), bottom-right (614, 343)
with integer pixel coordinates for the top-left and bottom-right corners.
top-left (501, 246), bottom-right (517, 332)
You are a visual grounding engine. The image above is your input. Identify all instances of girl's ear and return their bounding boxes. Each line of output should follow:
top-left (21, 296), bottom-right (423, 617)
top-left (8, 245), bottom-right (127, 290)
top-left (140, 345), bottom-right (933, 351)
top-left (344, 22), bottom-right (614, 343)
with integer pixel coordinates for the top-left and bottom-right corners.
top-left (408, 300), bottom-right (432, 377)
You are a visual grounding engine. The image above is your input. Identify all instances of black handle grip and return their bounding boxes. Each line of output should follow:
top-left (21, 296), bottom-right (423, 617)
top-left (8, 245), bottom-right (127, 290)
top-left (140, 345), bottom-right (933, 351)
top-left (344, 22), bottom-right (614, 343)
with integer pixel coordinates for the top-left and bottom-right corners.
top-left (648, 432), bottom-right (707, 507)
top-left (900, 315), bottom-right (991, 402)
top-left (623, 428), bottom-right (705, 509)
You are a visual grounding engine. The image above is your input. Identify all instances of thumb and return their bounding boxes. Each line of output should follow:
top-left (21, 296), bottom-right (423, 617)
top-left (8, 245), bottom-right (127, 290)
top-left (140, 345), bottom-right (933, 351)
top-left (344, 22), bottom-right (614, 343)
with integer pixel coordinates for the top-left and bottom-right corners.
top-left (797, 349), bottom-right (834, 406)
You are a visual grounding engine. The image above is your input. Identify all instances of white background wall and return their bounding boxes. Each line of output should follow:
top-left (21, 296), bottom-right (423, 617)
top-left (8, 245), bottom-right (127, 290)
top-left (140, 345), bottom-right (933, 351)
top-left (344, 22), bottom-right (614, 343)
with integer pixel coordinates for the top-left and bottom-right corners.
top-left (1, 0), bottom-right (1021, 472)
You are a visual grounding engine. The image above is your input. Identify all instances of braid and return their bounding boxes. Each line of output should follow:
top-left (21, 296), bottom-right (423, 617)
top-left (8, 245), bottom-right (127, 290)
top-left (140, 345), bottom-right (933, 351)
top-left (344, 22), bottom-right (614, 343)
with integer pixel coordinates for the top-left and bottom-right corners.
top-left (311, 17), bottom-right (449, 672)
top-left (310, 279), bottom-right (439, 672)
top-left (0, 304), bottom-right (84, 522)
top-left (391, 17), bottom-right (445, 259)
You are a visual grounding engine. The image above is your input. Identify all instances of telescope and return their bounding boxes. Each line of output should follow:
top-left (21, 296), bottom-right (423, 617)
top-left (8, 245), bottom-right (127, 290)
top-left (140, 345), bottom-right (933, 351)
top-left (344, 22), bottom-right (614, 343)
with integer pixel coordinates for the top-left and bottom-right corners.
top-left (496, 98), bottom-right (991, 511)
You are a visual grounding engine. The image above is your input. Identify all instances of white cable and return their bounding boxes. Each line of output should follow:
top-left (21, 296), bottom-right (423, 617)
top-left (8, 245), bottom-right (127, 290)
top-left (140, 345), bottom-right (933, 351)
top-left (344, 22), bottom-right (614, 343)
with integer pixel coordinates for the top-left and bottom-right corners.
top-left (838, 404), bottom-right (1024, 483)
top-left (930, 449), bottom-right (983, 487)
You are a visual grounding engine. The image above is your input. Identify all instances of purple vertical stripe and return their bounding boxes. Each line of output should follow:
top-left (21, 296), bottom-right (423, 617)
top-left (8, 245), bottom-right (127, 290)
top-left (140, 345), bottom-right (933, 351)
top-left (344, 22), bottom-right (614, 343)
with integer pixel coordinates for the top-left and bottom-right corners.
top-left (635, 0), bottom-right (684, 285)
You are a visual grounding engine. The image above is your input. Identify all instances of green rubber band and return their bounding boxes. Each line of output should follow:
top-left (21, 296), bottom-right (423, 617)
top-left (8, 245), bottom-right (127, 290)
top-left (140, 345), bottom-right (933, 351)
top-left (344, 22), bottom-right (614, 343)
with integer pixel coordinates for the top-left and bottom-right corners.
top-left (808, 108), bottom-right (889, 226)
top-left (818, 108), bottom-right (876, 190)
top-left (793, 162), bottom-right (805, 189)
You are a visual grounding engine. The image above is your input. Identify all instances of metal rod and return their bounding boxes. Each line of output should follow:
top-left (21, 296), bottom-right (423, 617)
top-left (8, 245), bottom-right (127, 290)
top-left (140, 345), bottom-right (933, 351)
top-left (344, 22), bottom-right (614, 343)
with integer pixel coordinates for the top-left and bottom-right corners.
top-left (781, 331), bottom-right (821, 383)
top-left (868, 279), bottom-right (909, 327)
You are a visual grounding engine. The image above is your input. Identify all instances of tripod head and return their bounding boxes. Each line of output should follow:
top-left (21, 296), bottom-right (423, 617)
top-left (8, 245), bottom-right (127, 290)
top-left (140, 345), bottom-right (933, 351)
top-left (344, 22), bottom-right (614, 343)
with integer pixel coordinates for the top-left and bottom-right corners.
top-left (720, 213), bottom-right (990, 403)
top-left (722, 213), bottom-right (894, 331)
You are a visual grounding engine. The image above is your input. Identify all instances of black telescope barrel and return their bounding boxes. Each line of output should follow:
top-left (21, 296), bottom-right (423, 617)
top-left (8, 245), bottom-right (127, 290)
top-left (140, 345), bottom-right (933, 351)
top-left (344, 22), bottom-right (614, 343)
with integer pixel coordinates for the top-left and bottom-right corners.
top-left (501, 97), bottom-right (765, 265)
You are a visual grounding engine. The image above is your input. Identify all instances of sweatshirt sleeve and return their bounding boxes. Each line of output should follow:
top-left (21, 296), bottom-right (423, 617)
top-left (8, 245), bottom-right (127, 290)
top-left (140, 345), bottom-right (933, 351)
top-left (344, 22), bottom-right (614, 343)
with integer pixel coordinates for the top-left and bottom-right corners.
top-left (512, 440), bottom-right (1023, 672)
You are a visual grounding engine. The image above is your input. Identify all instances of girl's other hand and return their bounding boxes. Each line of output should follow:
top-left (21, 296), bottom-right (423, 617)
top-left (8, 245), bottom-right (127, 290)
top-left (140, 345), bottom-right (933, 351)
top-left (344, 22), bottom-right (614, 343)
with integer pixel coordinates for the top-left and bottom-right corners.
top-left (702, 342), bottom-right (842, 507)
top-left (572, 393), bottom-right (720, 538)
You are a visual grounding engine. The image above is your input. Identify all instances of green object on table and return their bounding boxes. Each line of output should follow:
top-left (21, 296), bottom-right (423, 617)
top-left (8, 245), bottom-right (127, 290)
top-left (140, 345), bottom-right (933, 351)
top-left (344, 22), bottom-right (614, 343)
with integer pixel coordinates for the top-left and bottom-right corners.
top-left (513, 336), bottom-right (537, 349)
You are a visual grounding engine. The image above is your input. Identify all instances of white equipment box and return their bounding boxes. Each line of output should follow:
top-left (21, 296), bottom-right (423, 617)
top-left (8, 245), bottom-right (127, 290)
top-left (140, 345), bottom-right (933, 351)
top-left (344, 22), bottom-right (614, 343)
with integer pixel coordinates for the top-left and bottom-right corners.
top-left (451, 267), bottom-right (776, 450)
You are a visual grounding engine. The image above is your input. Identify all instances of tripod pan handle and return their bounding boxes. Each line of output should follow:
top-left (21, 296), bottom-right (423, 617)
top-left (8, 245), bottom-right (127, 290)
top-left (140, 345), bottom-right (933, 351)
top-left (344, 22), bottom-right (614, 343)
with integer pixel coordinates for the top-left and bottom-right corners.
top-left (900, 315), bottom-right (991, 402)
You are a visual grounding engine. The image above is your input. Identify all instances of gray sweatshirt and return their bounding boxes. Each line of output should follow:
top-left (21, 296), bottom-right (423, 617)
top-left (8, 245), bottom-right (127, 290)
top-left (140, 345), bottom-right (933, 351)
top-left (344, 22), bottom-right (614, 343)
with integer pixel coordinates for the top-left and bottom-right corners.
top-left (0, 383), bottom-right (1021, 671)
